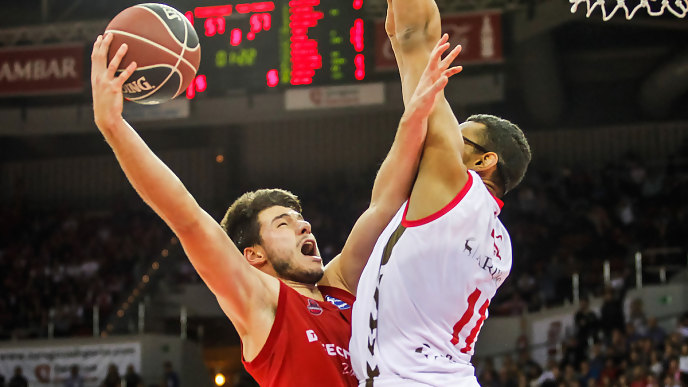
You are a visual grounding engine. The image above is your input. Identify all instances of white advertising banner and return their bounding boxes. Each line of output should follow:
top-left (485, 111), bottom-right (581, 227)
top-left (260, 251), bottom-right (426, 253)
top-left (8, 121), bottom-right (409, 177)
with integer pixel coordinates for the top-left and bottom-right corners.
top-left (285, 82), bottom-right (385, 110)
top-left (0, 342), bottom-right (141, 386)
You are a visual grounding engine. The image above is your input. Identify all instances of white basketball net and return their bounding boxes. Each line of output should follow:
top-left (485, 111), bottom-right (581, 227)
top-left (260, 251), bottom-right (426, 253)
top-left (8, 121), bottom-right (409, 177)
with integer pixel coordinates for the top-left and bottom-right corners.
top-left (570, 0), bottom-right (688, 20)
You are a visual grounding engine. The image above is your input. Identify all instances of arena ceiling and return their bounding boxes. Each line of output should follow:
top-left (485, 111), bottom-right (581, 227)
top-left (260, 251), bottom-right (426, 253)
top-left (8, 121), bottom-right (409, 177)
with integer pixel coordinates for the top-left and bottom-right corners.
top-left (0, 0), bottom-right (687, 128)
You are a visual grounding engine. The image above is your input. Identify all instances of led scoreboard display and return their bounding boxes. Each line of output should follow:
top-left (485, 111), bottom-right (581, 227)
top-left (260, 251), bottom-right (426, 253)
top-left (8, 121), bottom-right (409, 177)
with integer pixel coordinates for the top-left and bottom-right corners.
top-left (183, 0), bottom-right (367, 98)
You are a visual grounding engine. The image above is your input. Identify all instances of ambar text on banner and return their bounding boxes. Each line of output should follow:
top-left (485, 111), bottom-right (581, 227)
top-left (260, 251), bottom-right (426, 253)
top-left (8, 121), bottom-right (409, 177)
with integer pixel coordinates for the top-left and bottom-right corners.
top-left (0, 43), bottom-right (85, 96)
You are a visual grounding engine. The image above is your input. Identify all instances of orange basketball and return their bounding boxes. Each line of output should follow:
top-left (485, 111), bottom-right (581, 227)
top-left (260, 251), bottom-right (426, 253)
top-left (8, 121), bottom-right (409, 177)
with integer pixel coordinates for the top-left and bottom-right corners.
top-left (104, 3), bottom-right (200, 105)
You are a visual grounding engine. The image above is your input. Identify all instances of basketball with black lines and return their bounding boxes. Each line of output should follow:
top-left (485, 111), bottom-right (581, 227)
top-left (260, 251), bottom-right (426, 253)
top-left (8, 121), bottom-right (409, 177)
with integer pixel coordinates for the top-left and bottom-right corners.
top-left (104, 3), bottom-right (200, 105)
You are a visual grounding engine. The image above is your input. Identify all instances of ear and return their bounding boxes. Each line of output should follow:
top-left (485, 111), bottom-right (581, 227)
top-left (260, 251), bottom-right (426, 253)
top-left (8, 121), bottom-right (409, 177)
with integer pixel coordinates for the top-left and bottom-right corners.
top-left (474, 151), bottom-right (499, 171)
top-left (244, 246), bottom-right (268, 268)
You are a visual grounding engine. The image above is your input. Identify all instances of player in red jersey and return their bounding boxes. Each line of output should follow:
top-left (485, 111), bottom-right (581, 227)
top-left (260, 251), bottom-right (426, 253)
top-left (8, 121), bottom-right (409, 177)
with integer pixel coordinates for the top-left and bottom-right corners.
top-left (90, 32), bottom-right (461, 386)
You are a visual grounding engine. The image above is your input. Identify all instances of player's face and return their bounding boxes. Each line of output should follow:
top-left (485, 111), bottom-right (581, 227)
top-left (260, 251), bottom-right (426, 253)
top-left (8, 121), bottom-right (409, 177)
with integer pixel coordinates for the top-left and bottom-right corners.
top-left (256, 205), bottom-right (324, 284)
top-left (459, 121), bottom-right (489, 167)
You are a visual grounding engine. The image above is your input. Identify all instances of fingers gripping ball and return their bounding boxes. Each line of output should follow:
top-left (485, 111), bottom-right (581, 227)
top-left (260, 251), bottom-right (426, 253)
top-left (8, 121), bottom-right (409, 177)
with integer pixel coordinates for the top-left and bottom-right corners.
top-left (105, 3), bottom-right (200, 104)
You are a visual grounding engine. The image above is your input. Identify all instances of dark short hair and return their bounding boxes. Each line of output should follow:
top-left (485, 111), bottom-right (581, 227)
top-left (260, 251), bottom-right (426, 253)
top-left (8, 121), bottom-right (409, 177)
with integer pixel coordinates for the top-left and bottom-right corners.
top-left (466, 114), bottom-right (531, 194)
top-left (221, 188), bottom-right (302, 252)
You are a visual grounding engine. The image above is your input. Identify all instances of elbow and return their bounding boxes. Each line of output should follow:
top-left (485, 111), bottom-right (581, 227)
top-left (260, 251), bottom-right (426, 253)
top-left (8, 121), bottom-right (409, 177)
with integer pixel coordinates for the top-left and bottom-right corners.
top-left (397, 25), bottom-right (428, 51)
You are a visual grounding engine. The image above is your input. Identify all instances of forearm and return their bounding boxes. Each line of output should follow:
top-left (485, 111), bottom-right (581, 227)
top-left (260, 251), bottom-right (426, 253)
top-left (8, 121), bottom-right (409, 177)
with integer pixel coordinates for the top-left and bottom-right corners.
top-left (389, 0), bottom-right (442, 105)
top-left (371, 34), bottom-right (462, 208)
top-left (390, 0), bottom-right (462, 158)
top-left (98, 117), bottom-right (201, 233)
top-left (328, 115), bottom-right (426, 292)
top-left (100, 116), bottom-right (276, 330)
top-left (369, 114), bottom-right (427, 211)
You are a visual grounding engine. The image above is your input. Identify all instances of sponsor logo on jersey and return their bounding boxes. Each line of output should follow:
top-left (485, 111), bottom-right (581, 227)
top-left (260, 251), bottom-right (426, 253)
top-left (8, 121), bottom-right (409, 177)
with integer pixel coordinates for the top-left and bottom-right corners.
top-left (414, 343), bottom-right (459, 364)
top-left (325, 295), bottom-right (351, 310)
top-left (491, 229), bottom-right (503, 260)
top-left (306, 329), bottom-right (318, 342)
top-left (306, 299), bottom-right (323, 315)
top-left (463, 238), bottom-right (504, 284)
top-left (322, 343), bottom-right (351, 359)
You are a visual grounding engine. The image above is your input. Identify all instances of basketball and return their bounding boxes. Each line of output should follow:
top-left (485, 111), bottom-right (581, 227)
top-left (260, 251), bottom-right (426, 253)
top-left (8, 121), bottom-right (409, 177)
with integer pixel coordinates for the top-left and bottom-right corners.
top-left (104, 3), bottom-right (200, 105)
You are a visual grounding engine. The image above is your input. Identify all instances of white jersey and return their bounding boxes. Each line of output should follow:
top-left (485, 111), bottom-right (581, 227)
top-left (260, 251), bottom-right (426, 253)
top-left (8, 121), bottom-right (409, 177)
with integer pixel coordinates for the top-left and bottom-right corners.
top-left (350, 170), bottom-right (512, 386)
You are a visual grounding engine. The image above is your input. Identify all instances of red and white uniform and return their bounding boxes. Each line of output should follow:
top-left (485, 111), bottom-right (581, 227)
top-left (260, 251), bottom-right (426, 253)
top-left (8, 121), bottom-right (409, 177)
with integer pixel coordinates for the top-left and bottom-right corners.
top-left (350, 171), bottom-right (511, 386)
top-left (243, 281), bottom-right (358, 387)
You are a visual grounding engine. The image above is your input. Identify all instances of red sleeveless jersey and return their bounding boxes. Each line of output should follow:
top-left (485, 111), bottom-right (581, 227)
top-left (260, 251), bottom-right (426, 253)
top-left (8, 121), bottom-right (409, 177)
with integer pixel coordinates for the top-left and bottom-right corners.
top-left (242, 281), bottom-right (358, 387)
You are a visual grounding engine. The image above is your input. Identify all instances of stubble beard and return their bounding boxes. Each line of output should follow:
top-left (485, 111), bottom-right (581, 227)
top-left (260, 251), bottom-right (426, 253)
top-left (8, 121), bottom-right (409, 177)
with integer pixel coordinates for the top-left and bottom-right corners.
top-left (271, 256), bottom-right (324, 285)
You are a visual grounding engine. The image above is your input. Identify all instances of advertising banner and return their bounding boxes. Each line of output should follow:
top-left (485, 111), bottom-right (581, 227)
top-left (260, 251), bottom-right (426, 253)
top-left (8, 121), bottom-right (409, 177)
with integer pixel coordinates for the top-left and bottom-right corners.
top-left (374, 11), bottom-right (503, 71)
top-left (285, 82), bottom-right (384, 110)
top-left (0, 342), bottom-right (141, 386)
top-left (0, 44), bottom-right (84, 96)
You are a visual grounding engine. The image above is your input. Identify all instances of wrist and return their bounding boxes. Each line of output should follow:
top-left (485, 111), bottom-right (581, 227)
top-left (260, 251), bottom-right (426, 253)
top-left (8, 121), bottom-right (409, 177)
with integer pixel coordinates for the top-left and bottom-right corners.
top-left (94, 114), bottom-right (123, 136)
top-left (397, 114), bottom-right (427, 141)
top-left (401, 105), bottom-right (429, 125)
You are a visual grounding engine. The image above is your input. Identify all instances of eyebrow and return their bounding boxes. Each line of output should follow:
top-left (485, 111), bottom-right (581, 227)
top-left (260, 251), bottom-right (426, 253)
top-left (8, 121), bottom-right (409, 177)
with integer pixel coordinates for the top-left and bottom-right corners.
top-left (271, 212), bottom-right (303, 224)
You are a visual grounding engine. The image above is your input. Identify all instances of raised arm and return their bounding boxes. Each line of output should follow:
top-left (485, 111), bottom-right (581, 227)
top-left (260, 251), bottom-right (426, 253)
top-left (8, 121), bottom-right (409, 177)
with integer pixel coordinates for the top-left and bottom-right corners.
top-left (388, 0), bottom-right (471, 221)
top-left (388, 0), bottom-right (442, 106)
top-left (320, 37), bottom-right (462, 294)
top-left (90, 34), bottom-right (277, 339)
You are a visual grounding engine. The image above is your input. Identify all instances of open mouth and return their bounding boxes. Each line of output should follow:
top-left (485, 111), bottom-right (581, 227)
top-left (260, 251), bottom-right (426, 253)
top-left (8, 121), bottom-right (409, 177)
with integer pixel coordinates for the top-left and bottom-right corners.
top-left (301, 240), bottom-right (316, 256)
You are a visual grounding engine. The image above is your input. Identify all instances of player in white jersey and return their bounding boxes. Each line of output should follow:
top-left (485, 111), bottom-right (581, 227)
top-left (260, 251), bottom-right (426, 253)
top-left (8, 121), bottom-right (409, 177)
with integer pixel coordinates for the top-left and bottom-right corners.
top-left (349, 0), bottom-right (532, 385)
top-left (351, 170), bottom-right (512, 386)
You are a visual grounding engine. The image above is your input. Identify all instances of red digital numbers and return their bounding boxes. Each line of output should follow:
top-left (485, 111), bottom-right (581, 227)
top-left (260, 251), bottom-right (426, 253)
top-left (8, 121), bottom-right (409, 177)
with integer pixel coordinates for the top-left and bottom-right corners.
top-left (230, 28), bottom-right (242, 46)
top-left (194, 5), bottom-right (234, 18)
top-left (250, 13), bottom-right (271, 33)
top-left (186, 2), bottom-right (277, 97)
top-left (185, 1), bottom-right (365, 97)
top-left (350, 17), bottom-right (365, 80)
top-left (266, 69), bottom-right (279, 87)
top-left (184, 11), bottom-right (194, 26)
top-left (186, 74), bottom-right (207, 99)
top-left (191, 4), bottom-right (273, 39)
top-left (236, 2), bottom-right (275, 13)
top-left (350, 18), bottom-right (364, 52)
top-left (205, 17), bottom-right (226, 37)
top-left (354, 54), bottom-right (365, 80)
top-left (289, 1), bottom-right (324, 85)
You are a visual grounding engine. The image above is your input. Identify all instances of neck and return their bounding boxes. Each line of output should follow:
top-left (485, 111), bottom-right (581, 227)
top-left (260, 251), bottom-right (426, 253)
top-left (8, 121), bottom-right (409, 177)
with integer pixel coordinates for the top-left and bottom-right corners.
top-left (481, 178), bottom-right (502, 198)
top-left (283, 279), bottom-right (323, 300)
top-left (474, 165), bottom-right (504, 198)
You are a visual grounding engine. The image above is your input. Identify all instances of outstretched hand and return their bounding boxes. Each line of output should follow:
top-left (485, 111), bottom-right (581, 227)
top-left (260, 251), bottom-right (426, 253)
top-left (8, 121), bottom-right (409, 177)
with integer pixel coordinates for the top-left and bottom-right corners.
top-left (91, 33), bottom-right (137, 130)
top-left (404, 34), bottom-right (462, 122)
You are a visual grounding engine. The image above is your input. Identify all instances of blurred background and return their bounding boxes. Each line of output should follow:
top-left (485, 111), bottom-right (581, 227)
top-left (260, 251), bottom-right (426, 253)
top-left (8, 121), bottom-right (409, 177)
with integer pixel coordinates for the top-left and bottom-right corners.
top-left (1, 0), bottom-right (687, 386)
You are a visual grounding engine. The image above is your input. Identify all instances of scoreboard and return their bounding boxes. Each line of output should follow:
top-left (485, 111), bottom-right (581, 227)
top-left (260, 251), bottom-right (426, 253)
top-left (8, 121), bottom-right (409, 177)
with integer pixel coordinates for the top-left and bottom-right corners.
top-left (182, 0), bottom-right (368, 98)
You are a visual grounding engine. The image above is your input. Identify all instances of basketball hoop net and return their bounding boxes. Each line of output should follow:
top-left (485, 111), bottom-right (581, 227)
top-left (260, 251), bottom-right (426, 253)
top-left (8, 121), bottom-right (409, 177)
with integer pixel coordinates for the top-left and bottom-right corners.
top-left (570, 0), bottom-right (688, 20)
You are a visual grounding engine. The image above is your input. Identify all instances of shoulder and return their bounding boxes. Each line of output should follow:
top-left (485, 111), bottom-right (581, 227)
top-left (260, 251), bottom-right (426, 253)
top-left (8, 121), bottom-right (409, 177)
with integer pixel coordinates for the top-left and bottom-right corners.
top-left (405, 170), bottom-right (504, 227)
top-left (319, 254), bottom-right (355, 294)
